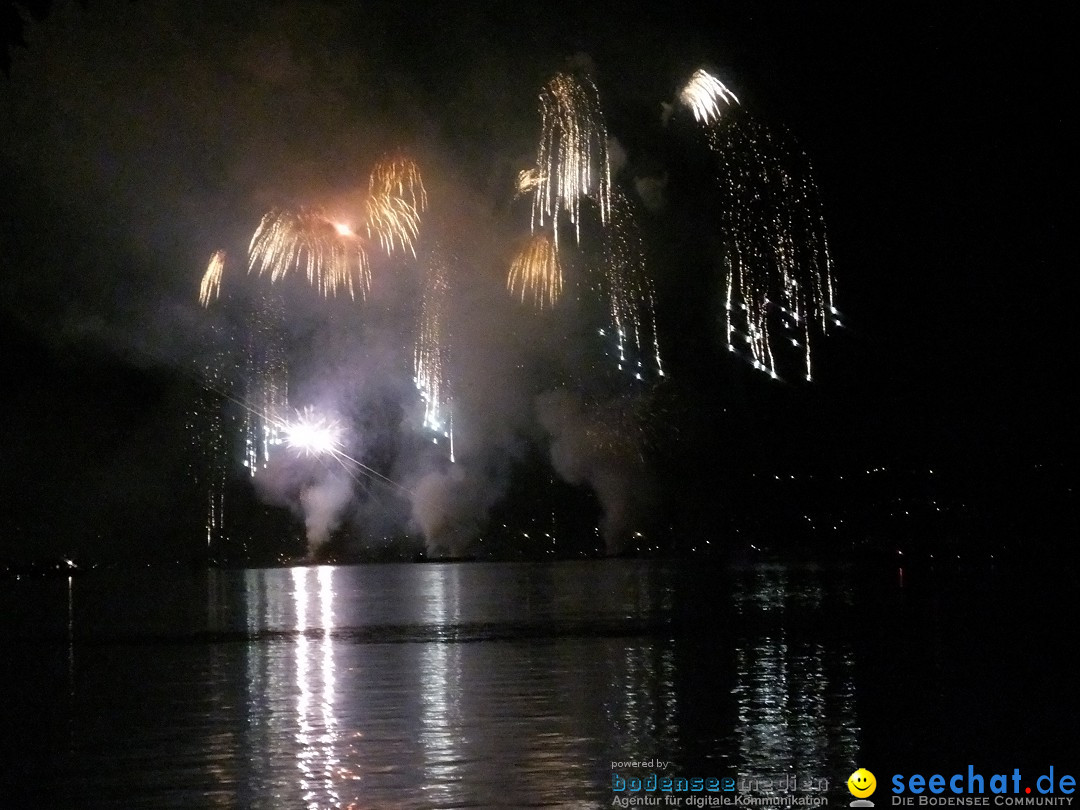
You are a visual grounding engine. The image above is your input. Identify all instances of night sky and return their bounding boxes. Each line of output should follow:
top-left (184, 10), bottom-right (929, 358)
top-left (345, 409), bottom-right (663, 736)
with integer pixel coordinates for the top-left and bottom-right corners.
top-left (0, 2), bottom-right (1072, 563)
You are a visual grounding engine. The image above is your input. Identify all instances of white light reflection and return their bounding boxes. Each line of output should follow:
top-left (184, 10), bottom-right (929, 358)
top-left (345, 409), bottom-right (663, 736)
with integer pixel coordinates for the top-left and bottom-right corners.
top-left (241, 569), bottom-right (292, 802)
top-left (419, 566), bottom-right (465, 806)
top-left (606, 641), bottom-right (679, 762)
top-left (293, 566), bottom-right (340, 809)
top-left (600, 570), bottom-right (680, 765)
top-left (730, 568), bottom-right (858, 779)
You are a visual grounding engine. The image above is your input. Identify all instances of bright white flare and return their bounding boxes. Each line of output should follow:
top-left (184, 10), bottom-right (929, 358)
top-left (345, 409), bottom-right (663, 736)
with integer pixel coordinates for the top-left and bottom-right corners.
top-left (679, 68), bottom-right (739, 124)
top-left (284, 407), bottom-right (344, 457)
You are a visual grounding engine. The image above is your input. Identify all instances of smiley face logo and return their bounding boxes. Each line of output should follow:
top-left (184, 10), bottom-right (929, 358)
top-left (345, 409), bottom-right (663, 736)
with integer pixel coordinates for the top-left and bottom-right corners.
top-left (848, 768), bottom-right (877, 798)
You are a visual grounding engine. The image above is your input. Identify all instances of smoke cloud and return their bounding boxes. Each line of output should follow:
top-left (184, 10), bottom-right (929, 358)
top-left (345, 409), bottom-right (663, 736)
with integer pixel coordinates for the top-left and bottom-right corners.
top-left (411, 465), bottom-right (506, 558)
top-left (634, 173), bottom-right (668, 212)
top-left (536, 390), bottom-right (653, 554)
top-left (300, 473), bottom-right (353, 557)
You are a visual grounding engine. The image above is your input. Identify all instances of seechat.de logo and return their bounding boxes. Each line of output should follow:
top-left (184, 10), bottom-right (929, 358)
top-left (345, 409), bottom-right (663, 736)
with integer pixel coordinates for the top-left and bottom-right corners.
top-left (849, 768), bottom-right (878, 808)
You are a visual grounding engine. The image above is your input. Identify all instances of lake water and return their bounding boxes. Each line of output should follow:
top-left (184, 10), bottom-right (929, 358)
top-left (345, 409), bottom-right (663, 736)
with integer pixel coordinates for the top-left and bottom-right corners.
top-left (2, 559), bottom-right (1076, 808)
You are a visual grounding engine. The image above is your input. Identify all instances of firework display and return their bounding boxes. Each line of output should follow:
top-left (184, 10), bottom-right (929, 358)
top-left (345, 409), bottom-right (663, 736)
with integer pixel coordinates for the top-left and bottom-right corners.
top-left (679, 68), bottom-right (739, 125)
top-left (248, 207), bottom-right (372, 300)
top-left (370, 154), bottom-right (429, 214)
top-left (283, 406), bottom-right (345, 458)
top-left (209, 157), bottom-right (430, 303)
top-left (516, 168), bottom-right (542, 198)
top-left (508, 233), bottom-right (563, 310)
top-left (597, 188), bottom-right (664, 382)
top-left (415, 244), bottom-right (453, 452)
top-left (512, 70), bottom-right (667, 391)
top-left (186, 333), bottom-right (231, 551)
top-left (199, 250), bottom-right (225, 308)
top-left (188, 56), bottom-right (839, 555)
top-left (530, 70), bottom-right (612, 247)
top-left (240, 294), bottom-right (291, 475)
top-left (678, 70), bottom-right (837, 380)
top-left (363, 190), bottom-right (421, 258)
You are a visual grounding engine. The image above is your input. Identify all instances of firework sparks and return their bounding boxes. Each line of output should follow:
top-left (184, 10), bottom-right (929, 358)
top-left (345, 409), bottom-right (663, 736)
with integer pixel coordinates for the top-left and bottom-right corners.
top-left (508, 232), bottom-right (563, 310)
top-left (369, 154), bottom-right (428, 213)
top-left (597, 188), bottom-right (664, 382)
top-left (365, 154), bottom-right (425, 257)
top-left (680, 66), bottom-right (836, 380)
top-left (414, 244), bottom-right (455, 460)
top-left (516, 168), bottom-right (542, 197)
top-left (707, 115), bottom-right (837, 380)
top-left (284, 406), bottom-right (344, 458)
top-left (199, 250), bottom-right (226, 308)
top-left (678, 68), bottom-right (739, 124)
top-left (238, 294), bottom-right (290, 475)
top-left (248, 207), bottom-right (371, 299)
top-left (531, 70), bottom-right (612, 247)
top-left (364, 190), bottom-right (421, 258)
top-left (229, 391), bottom-right (412, 493)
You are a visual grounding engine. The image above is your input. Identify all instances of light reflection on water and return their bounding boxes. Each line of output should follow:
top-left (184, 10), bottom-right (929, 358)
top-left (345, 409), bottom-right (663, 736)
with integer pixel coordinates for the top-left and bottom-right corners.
top-left (292, 566), bottom-right (339, 809)
top-left (3, 561), bottom-right (863, 808)
top-left (729, 566), bottom-right (859, 777)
